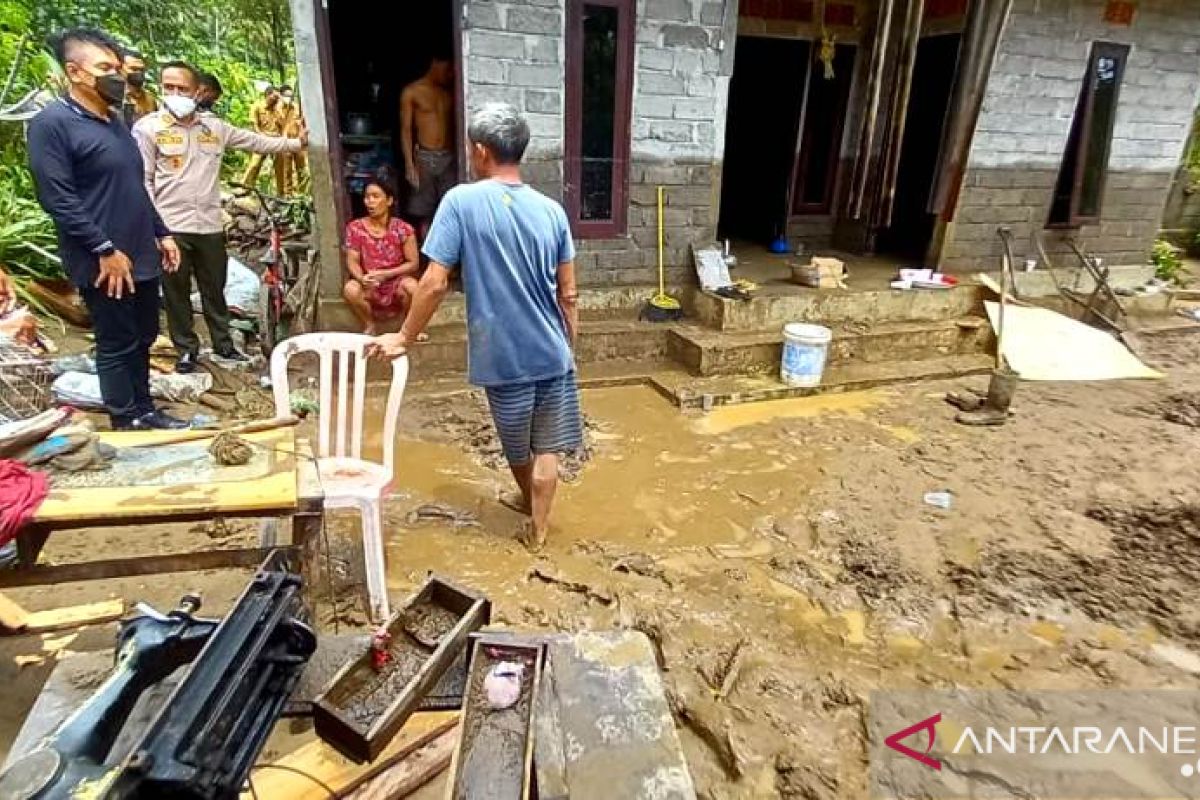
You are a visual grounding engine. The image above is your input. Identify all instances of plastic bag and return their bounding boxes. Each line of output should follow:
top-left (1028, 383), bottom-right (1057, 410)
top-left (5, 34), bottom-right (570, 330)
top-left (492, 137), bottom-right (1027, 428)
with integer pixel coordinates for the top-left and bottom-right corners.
top-left (191, 257), bottom-right (261, 317)
top-left (52, 371), bottom-right (105, 409)
top-left (54, 370), bottom-right (213, 407)
top-left (150, 372), bottom-right (213, 403)
top-left (483, 661), bottom-right (526, 710)
top-left (52, 354), bottom-right (97, 376)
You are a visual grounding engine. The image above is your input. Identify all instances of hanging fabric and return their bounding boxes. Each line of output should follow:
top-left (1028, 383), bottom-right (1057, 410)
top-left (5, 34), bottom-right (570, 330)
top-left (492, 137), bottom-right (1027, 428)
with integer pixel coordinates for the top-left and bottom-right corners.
top-left (928, 0), bottom-right (1015, 217)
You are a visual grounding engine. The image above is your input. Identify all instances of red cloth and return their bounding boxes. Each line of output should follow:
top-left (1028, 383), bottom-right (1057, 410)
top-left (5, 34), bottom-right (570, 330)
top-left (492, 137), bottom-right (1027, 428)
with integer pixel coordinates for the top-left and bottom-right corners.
top-left (0, 460), bottom-right (49, 546)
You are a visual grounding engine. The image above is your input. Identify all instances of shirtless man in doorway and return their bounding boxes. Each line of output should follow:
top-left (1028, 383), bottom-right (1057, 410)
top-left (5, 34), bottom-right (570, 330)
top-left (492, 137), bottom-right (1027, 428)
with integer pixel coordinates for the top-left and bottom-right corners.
top-left (400, 56), bottom-right (455, 238)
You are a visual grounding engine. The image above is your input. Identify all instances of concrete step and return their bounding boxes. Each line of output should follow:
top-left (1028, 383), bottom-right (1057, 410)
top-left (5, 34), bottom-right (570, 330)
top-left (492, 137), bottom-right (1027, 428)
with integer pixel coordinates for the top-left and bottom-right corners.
top-left (318, 284), bottom-right (672, 332)
top-left (404, 318), bottom-right (673, 378)
top-left (688, 284), bottom-right (985, 331)
top-left (668, 317), bottom-right (994, 377)
top-left (652, 354), bottom-right (995, 409)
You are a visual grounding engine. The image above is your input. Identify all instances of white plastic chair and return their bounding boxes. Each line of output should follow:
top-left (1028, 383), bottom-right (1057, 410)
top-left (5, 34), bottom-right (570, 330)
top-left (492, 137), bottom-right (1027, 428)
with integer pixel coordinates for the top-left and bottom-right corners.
top-left (270, 332), bottom-right (409, 621)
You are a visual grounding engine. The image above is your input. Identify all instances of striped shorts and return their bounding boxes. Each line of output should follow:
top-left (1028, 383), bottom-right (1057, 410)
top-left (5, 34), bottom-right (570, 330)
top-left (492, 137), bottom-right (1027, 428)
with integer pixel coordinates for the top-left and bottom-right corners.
top-left (484, 372), bottom-right (583, 466)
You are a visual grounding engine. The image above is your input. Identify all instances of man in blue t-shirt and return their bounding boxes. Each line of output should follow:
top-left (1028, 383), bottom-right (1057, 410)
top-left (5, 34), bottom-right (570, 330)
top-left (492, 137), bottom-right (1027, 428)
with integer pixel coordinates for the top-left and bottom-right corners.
top-left (370, 103), bottom-right (580, 551)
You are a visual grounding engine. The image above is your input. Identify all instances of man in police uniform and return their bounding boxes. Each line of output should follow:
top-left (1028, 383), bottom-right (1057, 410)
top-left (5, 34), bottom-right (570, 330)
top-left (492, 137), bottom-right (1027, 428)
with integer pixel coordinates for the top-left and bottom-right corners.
top-left (133, 61), bottom-right (305, 371)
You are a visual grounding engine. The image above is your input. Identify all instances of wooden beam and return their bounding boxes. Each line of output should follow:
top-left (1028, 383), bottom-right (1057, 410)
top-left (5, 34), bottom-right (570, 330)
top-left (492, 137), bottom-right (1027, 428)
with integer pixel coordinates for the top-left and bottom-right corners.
top-left (0, 546), bottom-right (297, 589)
top-left (241, 712), bottom-right (458, 800)
top-left (22, 599), bottom-right (125, 634)
top-left (0, 592), bottom-right (30, 632)
top-left (344, 727), bottom-right (456, 800)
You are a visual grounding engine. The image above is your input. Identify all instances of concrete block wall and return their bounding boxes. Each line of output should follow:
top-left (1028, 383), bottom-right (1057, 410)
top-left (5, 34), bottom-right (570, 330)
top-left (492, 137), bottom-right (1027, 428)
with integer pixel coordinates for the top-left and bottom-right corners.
top-left (941, 0), bottom-right (1200, 272)
top-left (463, 0), bottom-right (735, 287)
top-left (463, 1), bottom-right (568, 202)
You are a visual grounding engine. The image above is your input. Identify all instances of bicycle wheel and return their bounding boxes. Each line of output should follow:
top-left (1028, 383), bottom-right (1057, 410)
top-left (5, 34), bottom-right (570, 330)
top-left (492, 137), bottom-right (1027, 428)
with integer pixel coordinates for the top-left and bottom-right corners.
top-left (258, 284), bottom-right (288, 358)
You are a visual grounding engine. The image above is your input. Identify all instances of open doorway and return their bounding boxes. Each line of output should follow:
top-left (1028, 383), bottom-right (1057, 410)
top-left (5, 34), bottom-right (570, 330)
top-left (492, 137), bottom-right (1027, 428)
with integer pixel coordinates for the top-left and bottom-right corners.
top-left (874, 33), bottom-right (962, 261)
top-left (718, 37), bottom-right (809, 244)
top-left (326, 0), bottom-right (459, 225)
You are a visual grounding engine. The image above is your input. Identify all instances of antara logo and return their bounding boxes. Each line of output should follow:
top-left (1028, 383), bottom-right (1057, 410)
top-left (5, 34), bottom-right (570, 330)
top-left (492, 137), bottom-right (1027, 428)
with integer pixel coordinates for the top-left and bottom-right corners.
top-left (885, 713), bottom-right (943, 771)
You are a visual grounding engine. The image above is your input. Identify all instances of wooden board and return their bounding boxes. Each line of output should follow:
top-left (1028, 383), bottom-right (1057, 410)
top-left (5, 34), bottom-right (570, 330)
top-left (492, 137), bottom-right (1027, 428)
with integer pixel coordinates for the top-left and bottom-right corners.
top-left (243, 713), bottom-right (459, 800)
top-left (34, 429), bottom-right (300, 526)
top-left (22, 599), bottom-right (124, 633)
top-left (0, 592), bottom-right (30, 632)
top-left (345, 727), bottom-right (456, 799)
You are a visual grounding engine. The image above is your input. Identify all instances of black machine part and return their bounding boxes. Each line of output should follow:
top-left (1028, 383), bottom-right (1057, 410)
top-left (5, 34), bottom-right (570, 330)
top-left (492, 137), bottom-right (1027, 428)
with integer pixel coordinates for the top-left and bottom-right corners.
top-left (0, 550), bottom-right (315, 800)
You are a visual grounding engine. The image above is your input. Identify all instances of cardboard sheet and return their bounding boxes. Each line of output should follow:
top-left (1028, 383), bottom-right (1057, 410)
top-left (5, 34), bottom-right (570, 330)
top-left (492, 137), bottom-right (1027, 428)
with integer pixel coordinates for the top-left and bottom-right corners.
top-left (985, 302), bottom-right (1163, 382)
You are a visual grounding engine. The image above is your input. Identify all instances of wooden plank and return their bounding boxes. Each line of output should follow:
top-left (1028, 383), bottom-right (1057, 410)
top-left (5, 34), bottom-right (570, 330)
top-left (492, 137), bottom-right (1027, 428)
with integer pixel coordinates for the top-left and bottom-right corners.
top-left (242, 712), bottom-right (458, 800)
top-left (21, 599), bottom-right (125, 633)
top-left (0, 591), bottom-right (30, 632)
top-left (296, 438), bottom-right (324, 512)
top-left (34, 429), bottom-right (300, 525)
top-left (344, 727), bottom-right (456, 800)
top-left (0, 546), bottom-right (296, 589)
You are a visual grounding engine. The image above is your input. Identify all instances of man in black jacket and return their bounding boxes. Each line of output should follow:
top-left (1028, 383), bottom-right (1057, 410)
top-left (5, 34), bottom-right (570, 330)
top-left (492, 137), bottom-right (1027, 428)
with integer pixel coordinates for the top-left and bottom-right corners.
top-left (28, 28), bottom-right (186, 430)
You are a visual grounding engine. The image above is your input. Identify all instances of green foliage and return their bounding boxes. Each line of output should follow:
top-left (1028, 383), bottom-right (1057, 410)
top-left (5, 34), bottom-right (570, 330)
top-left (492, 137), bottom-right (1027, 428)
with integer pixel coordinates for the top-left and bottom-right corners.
top-left (0, 0), bottom-right (299, 305)
top-left (1152, 239), bottom-right (1188, 286)
top-left (0, 143), bottom-right (62, 313)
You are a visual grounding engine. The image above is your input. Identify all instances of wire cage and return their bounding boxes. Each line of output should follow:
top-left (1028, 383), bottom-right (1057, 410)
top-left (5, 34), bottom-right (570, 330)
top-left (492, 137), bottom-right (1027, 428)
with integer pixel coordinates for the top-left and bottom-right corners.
top-left (0, 338), bottom-right (52, 423)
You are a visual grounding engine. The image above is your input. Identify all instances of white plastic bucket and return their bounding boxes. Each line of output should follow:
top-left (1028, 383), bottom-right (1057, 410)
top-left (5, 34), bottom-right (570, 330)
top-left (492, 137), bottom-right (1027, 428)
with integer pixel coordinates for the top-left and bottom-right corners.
top-left (780, 323), bottom-right (832, 387)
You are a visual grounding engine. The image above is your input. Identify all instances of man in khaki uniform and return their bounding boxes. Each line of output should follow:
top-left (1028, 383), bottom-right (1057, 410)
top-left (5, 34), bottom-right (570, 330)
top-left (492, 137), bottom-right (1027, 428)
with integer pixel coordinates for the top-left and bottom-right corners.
top-left (134, 62), bottom-right (305, 371)
top-left (240, 84), bottom-right (288, 194)
top-left (120, 49), bottom-right (157, 127)
top-left (277, 85), bottom-right (306, 193)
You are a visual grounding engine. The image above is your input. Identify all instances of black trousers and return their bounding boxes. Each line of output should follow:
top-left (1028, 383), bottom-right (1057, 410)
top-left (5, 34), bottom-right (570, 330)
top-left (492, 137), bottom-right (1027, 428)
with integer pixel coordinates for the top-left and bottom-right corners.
top-left (80, 278), bottom-right (160, 426)
top-left (163, 232), bottom-right (233, 356)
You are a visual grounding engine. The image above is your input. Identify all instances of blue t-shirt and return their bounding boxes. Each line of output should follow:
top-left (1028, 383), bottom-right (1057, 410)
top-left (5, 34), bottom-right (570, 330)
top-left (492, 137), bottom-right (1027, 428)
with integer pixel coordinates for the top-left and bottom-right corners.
top-left (422, 179), bottom-right (576, 387)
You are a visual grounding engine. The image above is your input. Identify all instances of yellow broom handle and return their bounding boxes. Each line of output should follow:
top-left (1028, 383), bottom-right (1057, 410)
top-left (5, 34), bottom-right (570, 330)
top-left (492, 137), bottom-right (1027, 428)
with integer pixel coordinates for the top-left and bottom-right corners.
top-left (657, 186), bottom-right (665, 296)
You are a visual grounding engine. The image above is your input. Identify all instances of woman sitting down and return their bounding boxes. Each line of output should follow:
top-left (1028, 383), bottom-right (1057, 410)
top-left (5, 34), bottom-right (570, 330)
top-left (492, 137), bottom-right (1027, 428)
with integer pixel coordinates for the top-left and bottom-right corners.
top-left (342, 179), bottom-right (422, 335)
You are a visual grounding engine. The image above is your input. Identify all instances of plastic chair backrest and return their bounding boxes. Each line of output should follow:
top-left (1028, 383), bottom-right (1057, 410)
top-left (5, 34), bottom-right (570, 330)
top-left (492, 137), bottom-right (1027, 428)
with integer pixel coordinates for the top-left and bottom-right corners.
top-left (269, 332), bottom-right (409, 477)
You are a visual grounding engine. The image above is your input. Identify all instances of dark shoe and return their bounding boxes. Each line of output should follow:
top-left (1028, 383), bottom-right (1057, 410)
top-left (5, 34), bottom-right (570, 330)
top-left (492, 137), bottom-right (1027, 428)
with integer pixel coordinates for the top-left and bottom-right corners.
top-left (130, 410), bottom-right (190, 430)
top-left (176, 352), bottom-right (199, 374)
top-left (215, 347), bottom-right (249, 362)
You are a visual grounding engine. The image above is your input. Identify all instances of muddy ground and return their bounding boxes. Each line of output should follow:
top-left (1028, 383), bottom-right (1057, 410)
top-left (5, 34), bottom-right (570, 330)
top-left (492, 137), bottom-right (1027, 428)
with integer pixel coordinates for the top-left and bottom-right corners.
top-left (5, 331), bottom-right (1200, 798)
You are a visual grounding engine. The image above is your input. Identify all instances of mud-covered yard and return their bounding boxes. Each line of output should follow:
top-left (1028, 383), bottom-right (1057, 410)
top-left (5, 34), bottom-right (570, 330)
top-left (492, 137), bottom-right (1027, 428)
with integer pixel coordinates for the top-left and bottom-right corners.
top-left (5, 331), bottom-right (1200, 798)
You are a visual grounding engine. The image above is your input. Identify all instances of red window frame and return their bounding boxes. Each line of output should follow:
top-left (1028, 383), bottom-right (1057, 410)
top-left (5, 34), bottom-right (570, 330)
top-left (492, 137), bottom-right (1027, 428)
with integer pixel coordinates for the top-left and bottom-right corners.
top-left (565, 0), bottom-right (636, 238)
top-left (1047, 41), bottom-right (1129, 228)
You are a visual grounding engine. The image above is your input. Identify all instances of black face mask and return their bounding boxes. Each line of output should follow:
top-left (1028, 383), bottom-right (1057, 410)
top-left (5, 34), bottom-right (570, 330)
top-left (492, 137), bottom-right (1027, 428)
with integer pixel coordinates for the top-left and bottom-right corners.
top-left (93, 72), bottom-right (127, 106)
top-left (126, 71), bottom-right (145, 89)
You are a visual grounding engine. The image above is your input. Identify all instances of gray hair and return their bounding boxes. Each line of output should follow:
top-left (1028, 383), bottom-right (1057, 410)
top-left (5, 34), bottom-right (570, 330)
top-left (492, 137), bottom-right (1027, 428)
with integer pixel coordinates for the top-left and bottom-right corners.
top-left (468, 103), bottom-right (531, 165)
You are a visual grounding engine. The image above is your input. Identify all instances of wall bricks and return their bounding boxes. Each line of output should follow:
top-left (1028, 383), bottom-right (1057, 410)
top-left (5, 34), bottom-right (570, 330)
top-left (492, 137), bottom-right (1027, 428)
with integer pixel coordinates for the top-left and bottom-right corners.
top-left (507, 7), bottom-right (562, 35)
top-left (469, 31), bottom-right (525, 58)
top-left (646, 0), bottom-right (691, 22)
top-left (638, 71), bottom-right (687, 96)
top-left (661, 24), bottom-right (710, 48)
top-left (525, 89), bottom-right (562, 114)
top-left (509, 63), bottom-right (561, 88)
top-left (528, 37), bottom-right (559, 63)
top-left (699, 2), bottom-right (724, 25)
top-left (648, 121), bottom-right (694, 143)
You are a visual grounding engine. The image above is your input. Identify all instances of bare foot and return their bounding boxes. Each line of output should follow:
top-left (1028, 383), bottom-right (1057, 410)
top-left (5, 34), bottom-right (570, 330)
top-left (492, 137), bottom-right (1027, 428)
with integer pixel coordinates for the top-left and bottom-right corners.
top-left (416, 332), bottom-right (430, 343)
top-left (498, 490), bottom-right (531, 515)
top-left (520, 520), bottom-right (547, 552)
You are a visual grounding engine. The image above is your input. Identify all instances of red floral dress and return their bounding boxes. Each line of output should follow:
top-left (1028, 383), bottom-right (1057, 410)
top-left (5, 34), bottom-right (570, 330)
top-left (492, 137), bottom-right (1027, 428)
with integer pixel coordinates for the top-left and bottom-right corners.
top-left (344, 217), bottom-right (416, 317)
